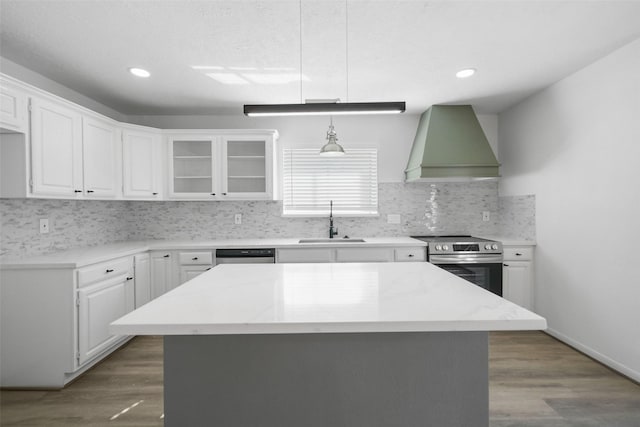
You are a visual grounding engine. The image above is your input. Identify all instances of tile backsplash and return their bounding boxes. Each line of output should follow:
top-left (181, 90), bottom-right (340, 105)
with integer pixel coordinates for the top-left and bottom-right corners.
top-left (1, 182), bottom-right (535, 260)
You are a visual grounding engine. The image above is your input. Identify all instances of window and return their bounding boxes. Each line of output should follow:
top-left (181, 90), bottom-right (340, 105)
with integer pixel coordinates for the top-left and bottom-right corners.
top-left (282, 148), bottom-right (378, 216)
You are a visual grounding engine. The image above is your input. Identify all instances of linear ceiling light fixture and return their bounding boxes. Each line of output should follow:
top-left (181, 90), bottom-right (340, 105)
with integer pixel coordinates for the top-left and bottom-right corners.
top-left (244, 101), bottom-right (405, 116)
top-left (243, 0), bottom-right (405, 117)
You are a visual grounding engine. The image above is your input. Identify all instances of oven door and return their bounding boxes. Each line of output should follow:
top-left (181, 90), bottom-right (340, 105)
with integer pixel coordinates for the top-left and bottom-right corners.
top-left (429, 254), bottom-right (503, 296)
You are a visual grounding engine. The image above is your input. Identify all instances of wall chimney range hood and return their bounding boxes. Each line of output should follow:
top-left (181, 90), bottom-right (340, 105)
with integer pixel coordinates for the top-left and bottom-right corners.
top-left (404, 105), bottom-right (500, 181)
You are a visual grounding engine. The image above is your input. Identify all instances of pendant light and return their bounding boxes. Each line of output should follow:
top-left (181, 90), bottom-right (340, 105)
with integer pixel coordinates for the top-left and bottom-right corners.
top-left (320, 116), bottom-right (345, 156)
top-left (243, 0), bottom-right (405, 117)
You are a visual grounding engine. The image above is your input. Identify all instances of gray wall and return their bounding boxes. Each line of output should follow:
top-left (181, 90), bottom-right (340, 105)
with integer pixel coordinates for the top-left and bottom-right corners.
top-left (498, 38), bottom-right (640, 381)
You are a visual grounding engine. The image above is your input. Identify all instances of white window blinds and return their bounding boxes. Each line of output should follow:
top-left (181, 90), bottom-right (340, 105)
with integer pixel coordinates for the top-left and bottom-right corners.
top-left (283, 148), bottom-right (378, 216)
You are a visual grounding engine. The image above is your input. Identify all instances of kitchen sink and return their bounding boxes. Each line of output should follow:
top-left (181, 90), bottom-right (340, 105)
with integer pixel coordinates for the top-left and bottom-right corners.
top-left (299, 238), bottom-right (366, 243)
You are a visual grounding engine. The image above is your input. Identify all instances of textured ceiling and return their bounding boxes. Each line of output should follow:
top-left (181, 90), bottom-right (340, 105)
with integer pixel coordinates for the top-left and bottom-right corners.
top-left (1, 0), bottom-right (639, 115)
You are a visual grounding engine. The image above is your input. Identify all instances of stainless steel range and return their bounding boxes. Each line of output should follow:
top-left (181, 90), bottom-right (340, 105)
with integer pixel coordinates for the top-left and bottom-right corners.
top-left (411, 235), bottom-right (503, 296)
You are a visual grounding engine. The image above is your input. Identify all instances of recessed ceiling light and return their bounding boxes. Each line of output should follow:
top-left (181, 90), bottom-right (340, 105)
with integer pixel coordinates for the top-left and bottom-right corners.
top-left (129, 67), bottom-right (150, 78)
top-left (456, 68), bottom-right (476, 79)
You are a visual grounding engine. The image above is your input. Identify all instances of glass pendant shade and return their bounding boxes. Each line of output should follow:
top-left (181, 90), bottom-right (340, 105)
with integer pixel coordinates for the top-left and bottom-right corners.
top-left (320, 119), bottom-right (345, 156)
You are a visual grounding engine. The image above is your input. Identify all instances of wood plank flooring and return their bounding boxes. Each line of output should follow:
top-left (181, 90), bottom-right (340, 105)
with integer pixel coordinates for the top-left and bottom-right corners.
top-left (1, 331), bottom-right (639, 426)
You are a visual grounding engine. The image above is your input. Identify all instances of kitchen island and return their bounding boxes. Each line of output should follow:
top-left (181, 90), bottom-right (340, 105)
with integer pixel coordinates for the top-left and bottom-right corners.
top-left (111, 262), bottom-right (546, 427)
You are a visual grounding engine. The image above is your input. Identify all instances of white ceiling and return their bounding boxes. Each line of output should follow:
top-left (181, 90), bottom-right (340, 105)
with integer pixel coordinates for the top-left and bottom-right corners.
top-left (1, 0), bottom-right (639, 115)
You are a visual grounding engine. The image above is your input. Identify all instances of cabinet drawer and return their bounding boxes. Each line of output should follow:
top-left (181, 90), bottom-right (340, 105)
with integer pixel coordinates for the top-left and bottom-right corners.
top-left (179, 251), bottom-right (213, 265)
top-left (78, 256), bottom-right (132, 287)
top-left (503, 247), bottom-right (533, 261)
top-left (335, 247), bottom-right (393, 263)
top-left (277, 248), bottom-right (334, 263)
top-left (394, 247), bottom-right (426, 262)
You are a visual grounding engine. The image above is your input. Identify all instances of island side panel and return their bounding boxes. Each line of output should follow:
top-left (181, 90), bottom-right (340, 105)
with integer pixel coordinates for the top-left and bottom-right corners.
top-left (164, 331), bottom-right (488, 427)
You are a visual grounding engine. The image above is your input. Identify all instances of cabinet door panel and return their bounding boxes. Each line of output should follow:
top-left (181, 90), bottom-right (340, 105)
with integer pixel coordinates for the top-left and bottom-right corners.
top-left (335, 247), bottom-right (394, 262)
top-left (221, 136), bottom-right (272, 200)
top-left (134, 253), bottom-right (151, 308)
top-left (150, 252), bottom-right (173, 298)
top-left (180, 265), bottom-right (212, 284)
top-left (503, 262), bottom-right (532, 310)
top-left (82, 117), bottom-right (118, 197)
top-left (168, 137), bottom-right (218, 199)
top-left (276, 248), bottom-right (334, 263)
top-left (77, 275), bottom-right (134, 365)
top-left (123, 130), bottom-right (160, 198)
top-left (31, 98), bottom-right (83, 196)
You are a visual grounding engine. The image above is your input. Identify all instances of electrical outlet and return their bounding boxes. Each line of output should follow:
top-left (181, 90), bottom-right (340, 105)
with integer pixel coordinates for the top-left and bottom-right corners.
top-left (39, 218), bottom-right (50, 234)
top-left (387, 214), bottom-right (401, 224)
top-left (482, 211), bottom-right (490, 222)
top-left (234, 213), bottom-right (242, 225)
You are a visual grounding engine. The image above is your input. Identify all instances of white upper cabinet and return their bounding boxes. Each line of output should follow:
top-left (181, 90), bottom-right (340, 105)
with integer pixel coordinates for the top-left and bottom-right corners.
top-left (221, 135), bottom-right (274, 200)
top-left (168, 135), bottom-right (218, 199)
top-left (167, 131), bottom-right (277, 201)
top-left (122, 128), bottom-right (162, 199)
top-left (0, 81), bottom-right (27, 133)
top-left (82, 116), bottom-right (119, 198)
top-left (30, 97), bottom-right (84, 197)
top-left (30, 97), bottom-right (119, 199)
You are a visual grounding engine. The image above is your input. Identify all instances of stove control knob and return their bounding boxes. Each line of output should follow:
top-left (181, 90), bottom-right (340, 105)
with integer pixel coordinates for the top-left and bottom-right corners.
top-left (485, 244), bottom-right (492, 250)
top-left (443, 245), bottom-right (449, 251)
top-left (435, 245), bottom-right (442, 251)
top-left (492, 244), bottom-right (499, 250)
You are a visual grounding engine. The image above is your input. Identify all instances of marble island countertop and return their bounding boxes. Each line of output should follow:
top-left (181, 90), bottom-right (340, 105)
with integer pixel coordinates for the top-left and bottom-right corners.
top-left (110, 262), bottom-right (547, 335)
top-left (0, 237), bottom-right (426, 269)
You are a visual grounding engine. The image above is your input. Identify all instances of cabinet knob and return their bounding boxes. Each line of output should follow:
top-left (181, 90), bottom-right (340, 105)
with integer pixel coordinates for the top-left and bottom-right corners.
top-left (211, 193), bottom-right (216, 196)
top-left (163, 254), bottom-right (170, 258)
top-left (74, 190), bottom-right (82, 193)
top-left (515, 253), bottom-right (522, 256)
top-left (222, 192), bottom-right (227, 196)
top-left (152, 192), bottom-right (158, 195)
top-left (192, 257), bottom-right (198, 260)
top-left (503, 263), bottom-right (510, 267)
top-left (206, 267), bottom-right (212, 271)
top-left (408, 254), bottom-right (414, 257)
top-left (87, 190), bottom-right (94, 193)
top-left (105, 269), bottom-right (114, 273)
top-left (126, 277), bottom-right (133, 281)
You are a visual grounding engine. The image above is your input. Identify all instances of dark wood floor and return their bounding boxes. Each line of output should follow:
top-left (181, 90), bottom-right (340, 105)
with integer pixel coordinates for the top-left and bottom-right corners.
top-left (1, 332), bottom-right (639, 426)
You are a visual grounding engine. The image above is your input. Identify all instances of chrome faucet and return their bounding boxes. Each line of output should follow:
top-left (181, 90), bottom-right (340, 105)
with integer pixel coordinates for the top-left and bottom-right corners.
top-left (329, 200), bottom-right (338, 239)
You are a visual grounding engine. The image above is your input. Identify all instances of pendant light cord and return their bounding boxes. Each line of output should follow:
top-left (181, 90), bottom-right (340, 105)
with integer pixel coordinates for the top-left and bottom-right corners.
top-left (345, 0), bottom-right (349, 103)
top-left (299, 0), bottom-right (303, 104)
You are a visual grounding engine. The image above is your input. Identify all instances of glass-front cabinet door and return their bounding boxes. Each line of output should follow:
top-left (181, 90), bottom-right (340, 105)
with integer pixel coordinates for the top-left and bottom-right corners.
top-left (168, 136), bottom-right (218, 199)
top-left (221, 135), bottom-right (273, 200)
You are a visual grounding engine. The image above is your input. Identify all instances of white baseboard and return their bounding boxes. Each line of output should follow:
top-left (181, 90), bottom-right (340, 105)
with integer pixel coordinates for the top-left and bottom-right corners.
top-left (545, 327), bottom-right (640, 383)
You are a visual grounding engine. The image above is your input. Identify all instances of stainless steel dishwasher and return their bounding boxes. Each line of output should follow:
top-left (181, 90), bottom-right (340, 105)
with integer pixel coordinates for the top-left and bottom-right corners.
top-left (215, 248), bottom-right (276, 265)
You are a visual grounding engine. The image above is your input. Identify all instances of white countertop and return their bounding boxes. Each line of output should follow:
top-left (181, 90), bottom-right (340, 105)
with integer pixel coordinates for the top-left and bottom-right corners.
top-left (110, 262), bottom-right (546, 335)
top-left (0, 237), bottom-right (426, 269)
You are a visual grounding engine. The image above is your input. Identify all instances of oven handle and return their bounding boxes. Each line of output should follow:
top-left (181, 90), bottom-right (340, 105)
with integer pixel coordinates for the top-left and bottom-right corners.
top-left (429, 255), bottom-right (503, 264)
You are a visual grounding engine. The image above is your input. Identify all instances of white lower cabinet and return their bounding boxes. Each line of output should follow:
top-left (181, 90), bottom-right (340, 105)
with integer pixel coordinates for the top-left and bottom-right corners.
top-left (150, 251), bottom-right (178, 298)
top-left (277, 246), bottom-right (426, 263)
top-left (0, 255), bottom-right (136, 388)
top-left (77, 274), bottom-right (134, 365)
top-left (134, 253), bottom-right (151, 308)
top-left (335, 247), bottom-right (394, 262)
top-left (277, 248), bottom-right (334, 263)
top-left (178, 251), bottom-right (213, 284)
top-left (502, 246), bottom-right (535, 310)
